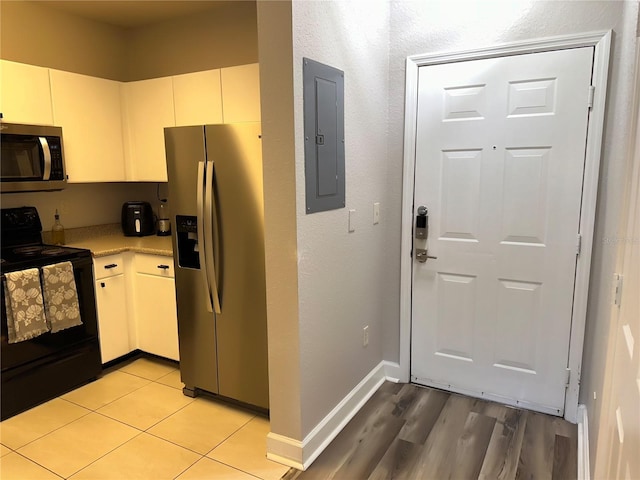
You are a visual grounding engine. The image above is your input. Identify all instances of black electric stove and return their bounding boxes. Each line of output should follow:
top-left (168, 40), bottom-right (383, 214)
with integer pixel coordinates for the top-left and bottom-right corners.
top-left (1, 206), bottom-right (102, 420)
top-left (1, 244), bottom-right (93, 272)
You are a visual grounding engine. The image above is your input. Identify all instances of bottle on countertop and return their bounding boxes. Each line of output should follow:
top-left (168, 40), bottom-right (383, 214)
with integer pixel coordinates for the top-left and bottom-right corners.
top-left (157, 200), bottom-right (171, 236)
top-left (51, 209), bottom-right (66, 245)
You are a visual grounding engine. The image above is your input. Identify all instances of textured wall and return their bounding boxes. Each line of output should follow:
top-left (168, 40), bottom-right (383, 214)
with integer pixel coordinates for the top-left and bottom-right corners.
top-left (124, 2), bottom-right (258, 81)
top-left (256, 1), bottom-right (303, 441)
top-left (388, 0), bottom-right (639, 470)
top-left (0, 0), bottom-right (126, 79)
top-left (291, 0), bottom-right (392, 436)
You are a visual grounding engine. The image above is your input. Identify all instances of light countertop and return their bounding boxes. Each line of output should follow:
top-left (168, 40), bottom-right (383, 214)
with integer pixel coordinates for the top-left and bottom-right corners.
top-left (44, 224), bottom-right (173, 258)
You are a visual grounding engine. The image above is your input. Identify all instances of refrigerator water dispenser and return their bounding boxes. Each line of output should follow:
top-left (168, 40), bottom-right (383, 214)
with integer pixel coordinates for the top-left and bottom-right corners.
top-left (176, 215), bottom-right (200, 269)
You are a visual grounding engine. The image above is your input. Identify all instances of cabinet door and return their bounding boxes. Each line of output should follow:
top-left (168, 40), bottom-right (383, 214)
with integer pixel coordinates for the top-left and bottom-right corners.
top-left (173, 70), bottom-right (223, 126)
top-left (0, 60), bottom-right (53, 125)
top-left (221, 63), bottom-right (261, 123)
top-left (50, 69), bottom-right (126, 182)
top-left (95, 274), bottom-right (131, 363)
top-left (135, 272), bottom-right (179, 361)
top-left (122, 77), bottom-right (175, 182)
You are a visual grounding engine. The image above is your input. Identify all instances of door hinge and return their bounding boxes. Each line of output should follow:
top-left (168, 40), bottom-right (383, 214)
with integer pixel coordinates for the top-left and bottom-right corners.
top-left (576, 233), bottom-right (582, 256)
top-left (588, 85), bottom-right (595, 109)
top-left (613, 273), bottom-right (623, 307)
top-left (565, 368), bottom-right (571, 387)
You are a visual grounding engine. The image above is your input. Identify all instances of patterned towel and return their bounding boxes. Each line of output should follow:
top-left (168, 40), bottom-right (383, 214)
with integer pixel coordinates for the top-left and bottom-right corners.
top-left (3, 268), bottom-right (50, 343)
top-left (42, 261), bottom-right (83, 333)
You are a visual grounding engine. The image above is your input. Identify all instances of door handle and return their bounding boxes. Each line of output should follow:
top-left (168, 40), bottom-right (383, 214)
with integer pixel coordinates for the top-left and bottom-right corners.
top-left (415, 249), bottom-right (437, 263)
top-left (196, 161), bottom-right (213, 313)
top-left (204, 160), bottom-right (221, 314)
top-left (39, 137), bottom-right (52, 181)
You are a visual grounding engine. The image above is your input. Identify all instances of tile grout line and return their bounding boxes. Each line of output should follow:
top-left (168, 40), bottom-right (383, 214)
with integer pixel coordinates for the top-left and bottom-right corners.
top-left (7, 450), bottom-right (65, 479)
top-left (203, 414), bottom-right (258, 457)
top-left (8, 405), bottom-right (93, 452)
top-left (64, 430), bottom-right (147, 479)
top-left (62, 375), bottom-right (154, 411)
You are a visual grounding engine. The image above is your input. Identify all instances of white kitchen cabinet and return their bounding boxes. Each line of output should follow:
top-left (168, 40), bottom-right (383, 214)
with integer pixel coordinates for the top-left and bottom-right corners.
top-left (132, 254), bottom-right (179, 361)
top-left (173, 70), bottom-right (223, 126)
top-left (0, 60), bottom-right (53, 125)
top-left (221, 63), bottom-right (261, 123)
top-left (94, 255), bottom-right (132, 364)
top-left (49, 69), bottom-right (126, 182)
top-left (121, 77), bottom-right (175, 182)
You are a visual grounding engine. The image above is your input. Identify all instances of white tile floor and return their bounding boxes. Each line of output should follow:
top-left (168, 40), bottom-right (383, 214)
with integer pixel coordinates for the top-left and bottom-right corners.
top-left (0, 357), bottom-right (290, 480)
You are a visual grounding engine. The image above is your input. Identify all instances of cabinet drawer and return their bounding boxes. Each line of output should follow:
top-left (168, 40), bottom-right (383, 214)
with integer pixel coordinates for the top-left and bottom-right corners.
top-left (135, 254), bottom-right (174, 278)
top-left (94, 255), bottom-right (126, 279)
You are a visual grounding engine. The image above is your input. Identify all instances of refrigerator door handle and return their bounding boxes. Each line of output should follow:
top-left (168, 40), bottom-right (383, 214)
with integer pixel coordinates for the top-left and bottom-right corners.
top-left (197, 161), bottom-right (214, 313)
top-left (204, 160), bottom-right (222, 314)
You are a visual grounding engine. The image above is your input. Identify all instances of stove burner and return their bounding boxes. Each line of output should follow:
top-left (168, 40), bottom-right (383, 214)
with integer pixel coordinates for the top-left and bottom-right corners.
top-left (13, 246), bottom-right (44, 256)
top-left (41, 248), bottom-right (65, 256)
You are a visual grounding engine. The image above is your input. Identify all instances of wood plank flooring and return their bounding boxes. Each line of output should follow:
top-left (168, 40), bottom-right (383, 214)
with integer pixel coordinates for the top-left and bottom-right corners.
top-left (282, 382), bottom-right (577, 480)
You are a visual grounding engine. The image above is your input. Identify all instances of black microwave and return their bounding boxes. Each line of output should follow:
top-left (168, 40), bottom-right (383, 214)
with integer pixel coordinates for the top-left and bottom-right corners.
top-left (0, 123), bottom-right (66, 193)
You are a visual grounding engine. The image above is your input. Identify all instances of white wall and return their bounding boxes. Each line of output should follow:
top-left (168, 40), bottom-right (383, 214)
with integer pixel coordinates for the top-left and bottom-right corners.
top-left (387, 0), bottom-right (639, 471)
top-left (257, 0), bottom-right (394, 446)
top-left (291, 0), bottom-right (393, 436)
top-left (256, 0), bottom-right (303, 442)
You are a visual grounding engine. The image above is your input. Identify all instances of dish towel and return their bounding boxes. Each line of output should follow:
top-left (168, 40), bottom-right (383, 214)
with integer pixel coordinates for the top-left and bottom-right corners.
top-left (3, 268), bottom-right (50, 343)
top-left (42, 261), bottom-right (83, 333)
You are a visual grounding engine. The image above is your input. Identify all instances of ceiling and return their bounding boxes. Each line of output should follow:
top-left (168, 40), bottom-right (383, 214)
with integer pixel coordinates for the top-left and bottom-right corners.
top-left (37, 1), bottom-right (246, 28)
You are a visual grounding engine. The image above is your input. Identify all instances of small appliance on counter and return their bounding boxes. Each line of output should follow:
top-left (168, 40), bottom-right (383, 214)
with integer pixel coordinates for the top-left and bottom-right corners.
top-left (121, 201), bottom-right (155, 236)
top-left (157, 200), bottom-right (171, 236)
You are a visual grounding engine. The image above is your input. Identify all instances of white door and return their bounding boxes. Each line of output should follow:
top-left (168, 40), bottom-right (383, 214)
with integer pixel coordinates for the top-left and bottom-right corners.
top-left (411, 47), bottom-right (594, 415)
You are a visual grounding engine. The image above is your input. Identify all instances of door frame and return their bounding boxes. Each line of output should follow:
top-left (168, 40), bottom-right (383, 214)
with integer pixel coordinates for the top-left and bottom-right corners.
top-left (399, 31), bottom-right (611, 423)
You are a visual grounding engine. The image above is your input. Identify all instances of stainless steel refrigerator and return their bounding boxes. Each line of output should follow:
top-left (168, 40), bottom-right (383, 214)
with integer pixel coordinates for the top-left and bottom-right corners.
top-left (164, 123), bottom-right (269, 410)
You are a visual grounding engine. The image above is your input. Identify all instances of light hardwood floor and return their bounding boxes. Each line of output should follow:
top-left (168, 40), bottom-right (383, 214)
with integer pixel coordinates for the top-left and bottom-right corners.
top-left (283, 382), bottom-right (577, 480)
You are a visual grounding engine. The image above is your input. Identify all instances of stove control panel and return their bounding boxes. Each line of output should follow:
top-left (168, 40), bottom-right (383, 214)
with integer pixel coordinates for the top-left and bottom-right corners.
top-left (1, 206), bottom-right (42, 231)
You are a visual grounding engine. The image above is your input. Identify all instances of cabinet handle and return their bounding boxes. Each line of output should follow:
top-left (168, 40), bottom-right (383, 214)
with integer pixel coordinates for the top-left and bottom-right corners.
top-left (157, 265), bottom-right (170, 270)
top-left (100, 282), bottom-right (105, 288)
top-left (104, 264), bottom-right (118, 269)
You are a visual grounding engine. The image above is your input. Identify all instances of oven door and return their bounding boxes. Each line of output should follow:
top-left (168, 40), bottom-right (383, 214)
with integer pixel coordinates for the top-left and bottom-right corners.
top-left (1, 256), bottom-right (100, 371)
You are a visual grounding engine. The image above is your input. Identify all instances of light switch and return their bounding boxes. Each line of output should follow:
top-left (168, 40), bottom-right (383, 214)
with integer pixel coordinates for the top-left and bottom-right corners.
top-left (349, 209), bottom-right (356, 232)
top-left (373, 202), bottom-right (380, 224)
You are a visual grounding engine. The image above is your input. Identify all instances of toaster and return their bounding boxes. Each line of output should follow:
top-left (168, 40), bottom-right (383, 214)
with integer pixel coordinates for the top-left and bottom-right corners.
top-left (121, 201), bottom-right (155, 236)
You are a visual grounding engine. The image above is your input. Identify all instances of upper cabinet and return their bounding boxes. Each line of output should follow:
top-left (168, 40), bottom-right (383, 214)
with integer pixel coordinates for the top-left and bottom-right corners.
top-left (121, 77), bottom-right (175, 182)
top-left (221, 63), bottom-right (261, 123)
top-left (173, 70), bottom-right (223, 126)
top-left (49, 70), bottom-right (126, 182)
top-left (1, 61), bottom-right (260, 183)
top-left (0, 60), bottom-right (53, 125)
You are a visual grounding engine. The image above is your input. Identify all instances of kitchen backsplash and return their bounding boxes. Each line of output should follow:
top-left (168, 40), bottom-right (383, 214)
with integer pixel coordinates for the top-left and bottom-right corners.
top-left (1, 182), bottom-right (160, 230)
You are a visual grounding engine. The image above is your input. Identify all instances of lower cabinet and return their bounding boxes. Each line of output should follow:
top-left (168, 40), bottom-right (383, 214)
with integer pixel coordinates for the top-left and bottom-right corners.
top-left (132, 254), bottom-right (179, 361)
top-left (93, 253), bottom-right (179, 364)
top-left (94, 255), bottom-right (132, 364)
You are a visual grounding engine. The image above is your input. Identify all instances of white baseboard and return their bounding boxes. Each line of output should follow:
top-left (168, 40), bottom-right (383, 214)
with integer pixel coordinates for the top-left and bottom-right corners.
top-left (266, 359), bottom-right (396, 470)
top-left (578, 404), bottom-right (590, 480)
top-left (383, 361), bottom-right (401, 382)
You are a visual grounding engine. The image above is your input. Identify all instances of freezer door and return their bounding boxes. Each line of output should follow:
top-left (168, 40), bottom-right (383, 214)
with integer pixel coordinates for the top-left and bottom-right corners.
top-left (205, 123), bottom-right (269, 409)
top-left (165, 126), bottom-right (218, 395)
